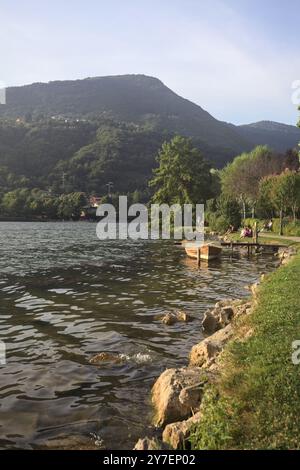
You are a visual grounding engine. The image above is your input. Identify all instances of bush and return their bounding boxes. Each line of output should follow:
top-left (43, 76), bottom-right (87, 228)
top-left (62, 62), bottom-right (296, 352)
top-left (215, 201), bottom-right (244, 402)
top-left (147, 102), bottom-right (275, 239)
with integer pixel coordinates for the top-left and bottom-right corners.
top-left (243, 218), bottom-right (264, 230)
top-left (217, 195), bottom-right (241, 229)
top-left (206, 196), bottom-right (241, 233)
top-left (271, 218), bottom-right (300, 236)
top-left (284, 221), bottom-right (300, 236)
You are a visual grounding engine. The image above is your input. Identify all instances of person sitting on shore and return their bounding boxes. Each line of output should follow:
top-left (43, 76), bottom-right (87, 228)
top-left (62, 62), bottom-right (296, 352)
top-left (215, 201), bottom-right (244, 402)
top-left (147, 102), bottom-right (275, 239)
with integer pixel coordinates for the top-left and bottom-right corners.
top-left (225, 224), bottom-right (235, 235)
top-left (262, 219), bottom-right (273, 232)
top-left (241, 226), bottom-right (252, 238)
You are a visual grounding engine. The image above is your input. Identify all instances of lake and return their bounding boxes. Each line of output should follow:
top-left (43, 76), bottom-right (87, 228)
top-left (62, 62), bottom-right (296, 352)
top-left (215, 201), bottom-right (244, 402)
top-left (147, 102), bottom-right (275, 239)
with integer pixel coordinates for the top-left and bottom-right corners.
top-left (0, 222), bottom-right (277, 449)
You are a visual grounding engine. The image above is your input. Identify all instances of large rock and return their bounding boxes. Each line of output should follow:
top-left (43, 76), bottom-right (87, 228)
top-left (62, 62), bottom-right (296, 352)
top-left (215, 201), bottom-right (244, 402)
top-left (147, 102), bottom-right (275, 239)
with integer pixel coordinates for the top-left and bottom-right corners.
top-left (189, 324), bottom-right (233, 368)
top-left (202, 305), bottom-right (234, 334)
top-left (152, 367), bottom-right (207, 427)
top-left (162, 412), bottom-right (202, 449)
top-left (202, 299), bottom-right (252, 334)
top-left (277, 247), bottom-right (296, 265)
top-left (234, 301), bottom-right (252, 317)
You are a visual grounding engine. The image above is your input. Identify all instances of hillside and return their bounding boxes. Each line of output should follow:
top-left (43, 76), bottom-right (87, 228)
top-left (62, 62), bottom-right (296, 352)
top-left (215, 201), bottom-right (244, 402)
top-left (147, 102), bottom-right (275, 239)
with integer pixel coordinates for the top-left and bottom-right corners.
top-left (238, 121), bottom-right (300, 152)
top-left (0, 75), bottom-right (299, 195)
top-left (1, 75), bottom-right (249, 155)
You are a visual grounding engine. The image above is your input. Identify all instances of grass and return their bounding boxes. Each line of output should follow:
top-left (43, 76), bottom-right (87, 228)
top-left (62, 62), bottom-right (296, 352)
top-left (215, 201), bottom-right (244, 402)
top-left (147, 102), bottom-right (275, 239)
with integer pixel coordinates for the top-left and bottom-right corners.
top-left (190, 250), bottom-right (300, 449)
top-left (224, 231), bottom-right (297, 247)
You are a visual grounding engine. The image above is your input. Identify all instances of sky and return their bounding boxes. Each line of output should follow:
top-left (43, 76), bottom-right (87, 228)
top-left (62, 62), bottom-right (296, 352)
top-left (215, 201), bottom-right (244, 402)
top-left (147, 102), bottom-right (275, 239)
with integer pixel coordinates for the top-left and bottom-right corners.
top-left (0, 0), bottom-right (299, 125)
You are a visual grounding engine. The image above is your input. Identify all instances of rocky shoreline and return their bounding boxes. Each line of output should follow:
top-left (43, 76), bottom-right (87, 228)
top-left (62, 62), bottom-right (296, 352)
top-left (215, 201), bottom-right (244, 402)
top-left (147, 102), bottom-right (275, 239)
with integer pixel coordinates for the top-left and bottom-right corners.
top-left (134, 246), bottom-right (296, 450)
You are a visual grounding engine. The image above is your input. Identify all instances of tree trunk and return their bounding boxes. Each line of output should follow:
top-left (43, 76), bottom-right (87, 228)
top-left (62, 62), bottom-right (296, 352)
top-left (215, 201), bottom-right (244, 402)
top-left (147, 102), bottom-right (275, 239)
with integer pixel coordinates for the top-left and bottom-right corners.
top-left (252, 206), bottom-right (255, 219)
top-left (292, 206), bottom-right (297, 223)
top-left (242, 201), bottom-right (246, 221)
top-left (279, 208), bottom-right (283, 236)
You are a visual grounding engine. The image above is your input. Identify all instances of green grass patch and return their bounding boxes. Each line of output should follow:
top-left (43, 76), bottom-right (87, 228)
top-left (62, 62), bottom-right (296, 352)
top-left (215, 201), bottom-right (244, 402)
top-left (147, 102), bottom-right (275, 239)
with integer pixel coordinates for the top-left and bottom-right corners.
top-left (225, 232), bottom-right (297, 247)
top-left (190, 252), bottom-right (300, 449)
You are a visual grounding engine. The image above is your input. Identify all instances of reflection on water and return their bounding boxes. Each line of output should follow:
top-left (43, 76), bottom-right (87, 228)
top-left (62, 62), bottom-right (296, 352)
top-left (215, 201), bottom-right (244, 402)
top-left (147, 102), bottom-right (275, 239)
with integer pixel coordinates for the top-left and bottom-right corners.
top-left (0, 222), bottom-right (277, 449)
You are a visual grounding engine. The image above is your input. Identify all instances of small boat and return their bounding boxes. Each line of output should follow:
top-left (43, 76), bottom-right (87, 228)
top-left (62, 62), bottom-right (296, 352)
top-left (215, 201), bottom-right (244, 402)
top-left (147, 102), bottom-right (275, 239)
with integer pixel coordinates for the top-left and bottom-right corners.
top-left (185, 242), bottom-right (222, 261)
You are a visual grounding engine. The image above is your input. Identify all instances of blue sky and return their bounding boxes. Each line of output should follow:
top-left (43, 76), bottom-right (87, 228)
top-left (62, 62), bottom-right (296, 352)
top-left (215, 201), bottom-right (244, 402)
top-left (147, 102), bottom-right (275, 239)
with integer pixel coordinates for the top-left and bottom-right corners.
top-left (0, 0), bottom-right (299, 124)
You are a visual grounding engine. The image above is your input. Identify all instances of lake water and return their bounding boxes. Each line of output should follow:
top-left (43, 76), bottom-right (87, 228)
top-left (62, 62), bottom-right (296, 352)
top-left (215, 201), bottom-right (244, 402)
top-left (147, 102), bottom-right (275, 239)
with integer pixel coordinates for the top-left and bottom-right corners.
top-left (0, 222), bottom-right (277, 449)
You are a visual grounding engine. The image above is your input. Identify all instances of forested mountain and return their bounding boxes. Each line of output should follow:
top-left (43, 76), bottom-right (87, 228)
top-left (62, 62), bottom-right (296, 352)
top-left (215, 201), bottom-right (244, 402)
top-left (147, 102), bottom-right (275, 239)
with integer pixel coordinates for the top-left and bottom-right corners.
top-left (0, 75), bottom-right (249, 153)
top-left (237, 121), bottom-right (300, 152)
top-left (0, 75), bottom-right (299, 196)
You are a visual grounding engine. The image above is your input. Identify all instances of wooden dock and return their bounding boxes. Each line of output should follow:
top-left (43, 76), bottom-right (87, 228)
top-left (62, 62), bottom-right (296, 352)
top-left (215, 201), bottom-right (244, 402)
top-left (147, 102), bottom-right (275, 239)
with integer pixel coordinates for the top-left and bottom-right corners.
top-left (176, 240), bottom-right (286, 258)
top-left (220, 241), bottom-right (286, 256)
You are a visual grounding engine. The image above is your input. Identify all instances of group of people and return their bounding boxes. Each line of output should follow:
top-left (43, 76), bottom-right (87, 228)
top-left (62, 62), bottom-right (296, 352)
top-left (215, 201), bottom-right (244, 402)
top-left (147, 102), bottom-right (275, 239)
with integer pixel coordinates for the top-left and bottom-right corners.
top-left (240, 219), bottom-right (273, 238)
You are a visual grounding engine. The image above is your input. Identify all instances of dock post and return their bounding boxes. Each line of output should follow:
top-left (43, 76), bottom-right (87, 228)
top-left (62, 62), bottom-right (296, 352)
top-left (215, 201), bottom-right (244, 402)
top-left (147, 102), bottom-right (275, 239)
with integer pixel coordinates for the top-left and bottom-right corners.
top-left (197, 247), bottom-right (200, 266)
top-left (253, 222), bottom-right (258, 245)
top-left (247, 245), bottom-right (250, 257)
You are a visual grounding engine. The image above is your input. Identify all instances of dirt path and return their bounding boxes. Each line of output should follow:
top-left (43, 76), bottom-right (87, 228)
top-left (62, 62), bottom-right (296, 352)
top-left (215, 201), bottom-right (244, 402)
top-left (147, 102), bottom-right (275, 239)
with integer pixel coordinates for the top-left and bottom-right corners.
top-left (259, 232), bottom-right (300, 243)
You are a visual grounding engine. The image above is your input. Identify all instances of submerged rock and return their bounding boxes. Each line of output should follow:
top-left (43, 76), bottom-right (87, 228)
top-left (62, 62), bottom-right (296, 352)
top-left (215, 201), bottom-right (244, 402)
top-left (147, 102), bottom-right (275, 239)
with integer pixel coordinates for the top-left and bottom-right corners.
top-left (189, 324), bottom-right (233, 368)
top-left (162, 411), bottom-right (202, 449)
top-left (159, 310), bottom-right (191, 325)
top-left (42, 434), bottom-right (101, 450)
top-left (89, 352), bottom-right (124, 365)
top-left (152, 367), bottom-right (208, 427)
top-left (176, 310), bottom-right (191, 322)
top-left (160, 312), bottom-right (177, 325)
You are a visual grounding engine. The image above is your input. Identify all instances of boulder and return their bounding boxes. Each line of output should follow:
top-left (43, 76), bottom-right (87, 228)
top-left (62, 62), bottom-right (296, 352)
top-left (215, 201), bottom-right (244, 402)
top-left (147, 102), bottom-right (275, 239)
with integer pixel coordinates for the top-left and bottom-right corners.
top-left (202, 305), bottom-right (234, 334)
top-left (202, 299), bottom-right (252, 334)
top-left (234, 301), bottom-right (252, 317)
top-left (277, 247), bottom-right (296, 265)
top-left (214, 299), bottom-right (234, 309)
top-left (133, 437), bottom-right (161, 450)
top-left (152, 367), bottom-right (207, 426)
top-left (162, 412), bottom-right (202, 449)
top-left (201, 310), bottom-right (217, 333)
top-left (189, 324), bottom-right (233, 368)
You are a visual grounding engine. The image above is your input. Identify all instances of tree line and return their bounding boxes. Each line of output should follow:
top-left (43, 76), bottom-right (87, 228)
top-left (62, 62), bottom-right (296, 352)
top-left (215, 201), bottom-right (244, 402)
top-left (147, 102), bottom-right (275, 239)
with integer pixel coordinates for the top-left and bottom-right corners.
top-left (149, 132), bottom-right (300, 235)
top-left (0, 111), bottom-right (299, 224)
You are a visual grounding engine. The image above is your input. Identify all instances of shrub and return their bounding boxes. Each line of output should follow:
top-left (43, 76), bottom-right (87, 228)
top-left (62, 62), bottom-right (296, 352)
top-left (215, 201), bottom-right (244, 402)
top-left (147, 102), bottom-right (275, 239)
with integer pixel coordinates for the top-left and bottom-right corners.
top-left (271, 218), bottom-right (300, 236)
top-left (206, 196), bottom-right (241, 233)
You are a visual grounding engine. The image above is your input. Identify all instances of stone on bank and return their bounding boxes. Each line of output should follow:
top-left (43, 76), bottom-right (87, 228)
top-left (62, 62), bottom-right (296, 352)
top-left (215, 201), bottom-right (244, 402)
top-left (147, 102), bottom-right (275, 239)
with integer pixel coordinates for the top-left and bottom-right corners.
top-left (151, 367), bottom-right (209, 427)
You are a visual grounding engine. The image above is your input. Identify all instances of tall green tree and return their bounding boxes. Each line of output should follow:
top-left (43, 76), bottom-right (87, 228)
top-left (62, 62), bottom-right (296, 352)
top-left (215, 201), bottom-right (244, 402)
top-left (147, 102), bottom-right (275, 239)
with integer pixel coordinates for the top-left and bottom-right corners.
top-left (261, 172), bottom-right (300, 235)
top-left (257, 176), bottom-right (276, 219)
top-left (283, 171), bottom-right (300, 222)
top-left (221, 146), bottom-right (287, 219)
top-left (298, 107), bottom-right (300, 159)
top-left (149, 136), bottom-right (214, 205)
top-left (57, 192), bottom-right (87, 220)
